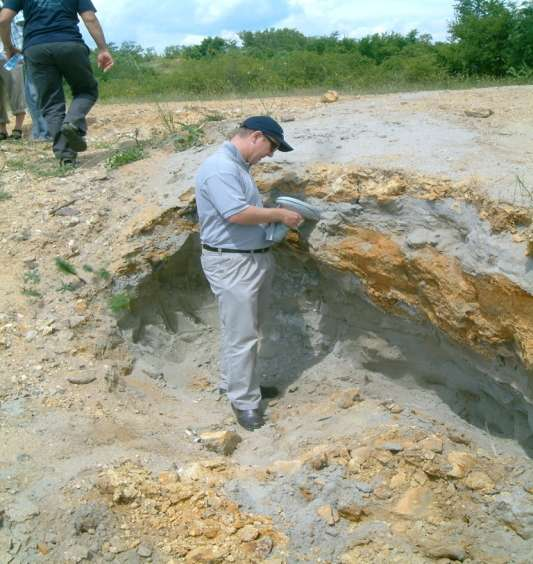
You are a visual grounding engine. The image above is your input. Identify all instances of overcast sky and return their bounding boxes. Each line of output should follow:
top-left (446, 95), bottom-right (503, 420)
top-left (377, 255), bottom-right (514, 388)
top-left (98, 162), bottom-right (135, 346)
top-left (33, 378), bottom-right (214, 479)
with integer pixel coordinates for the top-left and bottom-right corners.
top-left (88, 1), bottom-right (458, 52)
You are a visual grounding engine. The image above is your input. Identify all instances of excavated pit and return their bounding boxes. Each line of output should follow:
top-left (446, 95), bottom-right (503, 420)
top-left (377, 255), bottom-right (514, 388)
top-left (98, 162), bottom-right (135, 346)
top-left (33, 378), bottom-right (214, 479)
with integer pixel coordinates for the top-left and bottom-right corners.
top-left (118, 231), bottom-right (533, 454)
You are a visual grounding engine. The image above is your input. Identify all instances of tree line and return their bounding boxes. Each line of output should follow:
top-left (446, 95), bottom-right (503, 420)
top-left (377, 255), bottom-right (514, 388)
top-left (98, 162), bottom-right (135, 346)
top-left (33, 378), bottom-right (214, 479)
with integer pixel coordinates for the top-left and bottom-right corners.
top-left (92, 1), bottom-right (533, 99)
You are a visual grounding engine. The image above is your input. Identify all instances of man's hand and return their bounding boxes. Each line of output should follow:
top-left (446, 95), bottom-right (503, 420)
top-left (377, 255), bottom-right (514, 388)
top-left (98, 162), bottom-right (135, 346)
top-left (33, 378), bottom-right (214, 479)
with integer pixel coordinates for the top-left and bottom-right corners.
top-left (97, 49), bottom-right (114, 72)
top-left (4, 46), bottom-right (21, 59)
top-left (276, 208), bottom-right (303, 229)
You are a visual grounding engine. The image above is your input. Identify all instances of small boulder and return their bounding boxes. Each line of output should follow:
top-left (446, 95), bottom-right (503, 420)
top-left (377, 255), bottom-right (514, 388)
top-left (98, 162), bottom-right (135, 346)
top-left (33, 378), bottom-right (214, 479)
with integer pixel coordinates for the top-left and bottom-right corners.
top-left (464, 471), bottom-right (494, 492)
top-left (321, 90), bottom-right (339, 103)
top-left (464, 108), bottom-right (494, 118)
top-left (317, 504), bottom-right (340, 526)
top-left (238, 525), bottom-right (260, 542)
top-left (338, 504), bottom-right (367, 522)
top-left (337, 388), bottom-right (361, 409)
top-left (426, 544), bottom-right (466, 561)
top-left (200, 431), bottom-right (242, 456)
top-left (447, 451), bottom-right (475, 479)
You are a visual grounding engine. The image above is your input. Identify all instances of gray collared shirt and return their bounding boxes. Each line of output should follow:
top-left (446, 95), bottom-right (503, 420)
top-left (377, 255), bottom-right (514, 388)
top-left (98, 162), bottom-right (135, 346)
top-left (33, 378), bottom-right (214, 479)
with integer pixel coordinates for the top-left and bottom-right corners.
top-left (195, 141), bottom-right (272, 250)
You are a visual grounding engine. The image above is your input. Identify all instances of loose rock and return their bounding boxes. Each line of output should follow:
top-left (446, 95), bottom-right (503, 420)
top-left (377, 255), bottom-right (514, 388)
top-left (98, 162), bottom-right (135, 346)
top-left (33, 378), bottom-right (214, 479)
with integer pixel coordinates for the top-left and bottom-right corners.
top-left (321, 90), bottom-right (339, 103)
top-left (199, 430), bottom-right (242, 456)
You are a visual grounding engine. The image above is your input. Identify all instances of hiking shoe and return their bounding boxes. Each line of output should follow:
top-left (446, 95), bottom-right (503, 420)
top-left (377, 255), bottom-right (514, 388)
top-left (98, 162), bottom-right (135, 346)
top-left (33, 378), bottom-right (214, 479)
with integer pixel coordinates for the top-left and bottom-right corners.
top-left (59, 158), bottom-right (78, 168)
top-left (231, 404), bottom-right (265, 431)
top-left (10, 128), bottom-right (22, 140)
top-left (61, 123), bottom-right (87, 152)
top-left (0, 132), bottom-right (7, 141)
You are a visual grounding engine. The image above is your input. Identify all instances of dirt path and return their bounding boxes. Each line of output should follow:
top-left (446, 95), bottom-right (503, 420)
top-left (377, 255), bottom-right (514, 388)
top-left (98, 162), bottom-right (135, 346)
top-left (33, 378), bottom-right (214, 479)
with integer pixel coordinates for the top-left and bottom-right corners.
top-left (1, 86), bottom-right (532, 563)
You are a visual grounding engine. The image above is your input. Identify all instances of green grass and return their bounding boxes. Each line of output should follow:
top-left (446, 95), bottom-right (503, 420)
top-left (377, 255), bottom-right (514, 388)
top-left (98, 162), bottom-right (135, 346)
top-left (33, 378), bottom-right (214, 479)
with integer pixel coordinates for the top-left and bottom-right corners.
top-left (0, 189), bottom-right (12, 201)
top-left (4, 156), bottom-right (76, 178)
top-left (109, 292), bottom-right (132, 314)
top-left (172, 121), bottom-right (205, 152)
top-left (106, 143), bottom-right (145, 169)
top-left (23, 270), bottom-right (41, 284)
top-left (22, 288), bottom-right (42, 298)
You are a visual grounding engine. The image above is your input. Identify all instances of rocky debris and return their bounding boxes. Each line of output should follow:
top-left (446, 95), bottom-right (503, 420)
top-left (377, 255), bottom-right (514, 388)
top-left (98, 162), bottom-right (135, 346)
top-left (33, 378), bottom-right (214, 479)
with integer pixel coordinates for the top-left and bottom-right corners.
top-left (464, 108), bottom-right (494, 118)
top-left (63, 544), bottom-right (90, 563)
top-left (67, 373), bottom-right (97, 385)
top-left (199, 430), bottom-right (242, 456)
top-left (337, 503), bottom-right (368, 522)
top-left (90, 462), bottom-right (282, 561)
top-left (464, 471), bottom-right (495, 492)
top-left (425, 543), bottom-right (466, 561)
top-left (406, 228), bottom-right (441, 249)
top-left (137, 543), bottom-right (153, 558)
top-left (419, 435), bottom-right (444, 453)
top-left (238, 525), bottom-right (260, 542)
top-left (495, 488), bottom-right (533, 540)
top-left (446, 451), bottom-right (475, 478)
top-left (336, 387), bottom-right (361, 409)
top-left (6, 498), bottom-right (40, 523)
top-left (316, 504), bottom-right (340, 526)
top-left (73, 503), bottom-right (112, 535)
top-left (321, 90), bottom-right (339, 103)
top-left (308, 452), bottom-right (329, 470)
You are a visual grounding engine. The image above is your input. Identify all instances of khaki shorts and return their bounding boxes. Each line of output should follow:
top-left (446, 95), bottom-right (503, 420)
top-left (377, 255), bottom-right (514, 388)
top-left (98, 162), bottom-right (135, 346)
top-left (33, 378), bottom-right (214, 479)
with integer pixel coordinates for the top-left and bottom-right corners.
top-left (0, 63), bottom-right (26, 124)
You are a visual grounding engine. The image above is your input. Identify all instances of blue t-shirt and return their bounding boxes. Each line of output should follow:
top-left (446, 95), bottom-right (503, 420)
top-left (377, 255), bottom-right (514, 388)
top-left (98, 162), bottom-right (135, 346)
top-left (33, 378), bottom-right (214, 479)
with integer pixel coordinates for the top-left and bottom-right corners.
top-left (3, 0), bottom-right (97, 50)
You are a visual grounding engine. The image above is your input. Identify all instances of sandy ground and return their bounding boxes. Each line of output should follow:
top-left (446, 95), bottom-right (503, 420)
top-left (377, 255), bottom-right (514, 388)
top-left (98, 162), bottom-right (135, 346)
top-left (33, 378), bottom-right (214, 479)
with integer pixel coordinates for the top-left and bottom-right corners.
top-left (0, 86), bottom-right (532, 563)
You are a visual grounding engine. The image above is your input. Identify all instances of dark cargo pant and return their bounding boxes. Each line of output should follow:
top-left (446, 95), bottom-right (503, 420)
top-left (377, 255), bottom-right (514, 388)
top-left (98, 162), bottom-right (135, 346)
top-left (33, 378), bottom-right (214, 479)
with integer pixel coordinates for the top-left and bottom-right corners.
top-left (25, 41), bottom-right (98, 161)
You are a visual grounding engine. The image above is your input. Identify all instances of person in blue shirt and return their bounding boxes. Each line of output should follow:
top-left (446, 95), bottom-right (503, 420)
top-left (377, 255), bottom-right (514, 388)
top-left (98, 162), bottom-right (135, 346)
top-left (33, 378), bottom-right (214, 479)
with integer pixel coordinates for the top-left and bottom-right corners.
top-left (0, 0), bottom-right (113, 164)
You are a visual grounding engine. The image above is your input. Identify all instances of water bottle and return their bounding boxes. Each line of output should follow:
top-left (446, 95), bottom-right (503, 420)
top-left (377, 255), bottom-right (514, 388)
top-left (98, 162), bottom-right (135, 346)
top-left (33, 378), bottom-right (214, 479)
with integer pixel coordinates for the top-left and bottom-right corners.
top-left (3, 53), bottom-right (23, 71)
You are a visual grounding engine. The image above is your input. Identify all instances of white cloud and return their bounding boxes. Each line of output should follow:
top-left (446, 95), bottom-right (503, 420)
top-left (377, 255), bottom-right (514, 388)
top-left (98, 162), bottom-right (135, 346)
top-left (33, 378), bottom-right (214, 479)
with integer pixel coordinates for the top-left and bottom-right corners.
top-left (193, 0), bottom-right (247, 24)
top-left (87, 0), bottom-right (457, 51)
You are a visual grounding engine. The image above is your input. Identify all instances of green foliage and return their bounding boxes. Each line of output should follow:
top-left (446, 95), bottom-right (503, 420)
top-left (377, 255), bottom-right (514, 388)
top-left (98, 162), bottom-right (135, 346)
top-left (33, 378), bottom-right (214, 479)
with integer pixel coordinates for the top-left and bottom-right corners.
top-left (109, 292), bottom-right (132, 314)
top-left (94, 19), bottom-right (532, 102)
top-left (24, 270), bottom-right (41, 284)
top-left (106, 142), bottom-right (145, 169)
top-left (0, 189), bottom-right (12, 201)
top-left (55, 257), bottom-right (78, 277)
top-left (98, 268), bottom-right (111, 281)
top-left (22, 288), bottom-right (42, 298)
top-left (449, 0), bottom-right (515, 75)
top-left (22, 268), bottom-right (42, 299)
top-left (173, 122), bottom-right (205, 151)
top-left (57, 282), bottom-right (78, 293)
top-left (182, 36), bottom-right (236, 59)
top-left (54, 257), bottom-right (87, 284)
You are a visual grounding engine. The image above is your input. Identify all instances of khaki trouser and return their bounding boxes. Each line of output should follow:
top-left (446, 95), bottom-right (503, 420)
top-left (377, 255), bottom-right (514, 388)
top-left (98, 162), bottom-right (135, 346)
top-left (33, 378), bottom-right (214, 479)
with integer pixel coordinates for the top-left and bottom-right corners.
top-left (0, 64), bottom-right (26, 124)
top-left (201, 250), bottom-right (274, 410)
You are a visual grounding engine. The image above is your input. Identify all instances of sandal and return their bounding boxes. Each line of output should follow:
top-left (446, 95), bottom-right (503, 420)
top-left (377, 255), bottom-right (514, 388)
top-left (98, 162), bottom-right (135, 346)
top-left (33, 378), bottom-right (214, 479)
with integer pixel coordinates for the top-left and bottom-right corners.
top-left (10, 129), bottom-right (22, 140)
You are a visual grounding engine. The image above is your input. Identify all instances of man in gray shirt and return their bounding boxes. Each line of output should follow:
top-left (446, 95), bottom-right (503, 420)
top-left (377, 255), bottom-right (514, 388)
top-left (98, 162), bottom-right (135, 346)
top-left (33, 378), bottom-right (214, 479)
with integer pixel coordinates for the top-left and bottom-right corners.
top-left (196, 116), bottom-right (302, 430)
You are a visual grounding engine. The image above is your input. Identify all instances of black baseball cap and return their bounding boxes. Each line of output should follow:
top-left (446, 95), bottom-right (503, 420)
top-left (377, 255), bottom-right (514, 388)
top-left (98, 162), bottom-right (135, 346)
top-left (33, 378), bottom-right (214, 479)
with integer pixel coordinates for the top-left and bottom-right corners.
top-left (240, 115), bottom-right (293, 152)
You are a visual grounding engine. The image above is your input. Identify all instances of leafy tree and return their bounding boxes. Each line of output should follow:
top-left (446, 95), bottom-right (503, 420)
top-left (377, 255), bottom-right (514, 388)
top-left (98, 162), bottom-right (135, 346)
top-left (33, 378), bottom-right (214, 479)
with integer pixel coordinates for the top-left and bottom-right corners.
top-left (508, 1), bottom-right (533, 70)
top-left (449, 0), bottom-right (515, 75)
top-left (239, 28), bottom-right (307, 57)
top-left (181, 36), bottom-right (236, 59)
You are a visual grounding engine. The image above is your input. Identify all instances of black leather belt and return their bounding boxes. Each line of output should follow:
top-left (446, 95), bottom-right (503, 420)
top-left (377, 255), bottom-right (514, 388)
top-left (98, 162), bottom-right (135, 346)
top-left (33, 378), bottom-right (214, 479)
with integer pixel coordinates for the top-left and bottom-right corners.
top-left (202, 244), bottom-right (270, 254)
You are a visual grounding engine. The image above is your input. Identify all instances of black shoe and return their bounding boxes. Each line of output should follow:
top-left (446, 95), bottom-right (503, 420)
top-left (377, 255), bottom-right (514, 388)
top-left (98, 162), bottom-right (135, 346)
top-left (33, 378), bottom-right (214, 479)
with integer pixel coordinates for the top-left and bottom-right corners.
top-left (219, 385), bottom-right (279, 399)
top-left (259, 385), bottom-right (279, 399)
top-left (231, 404), bottom-right (264, 431)
top-left (61, 123), bottom-right (87, 152)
